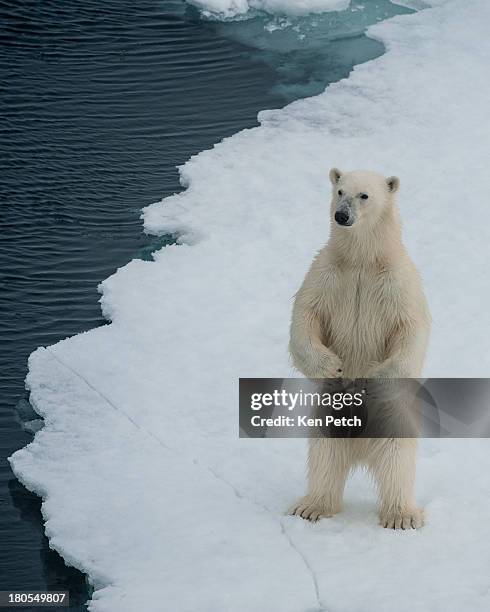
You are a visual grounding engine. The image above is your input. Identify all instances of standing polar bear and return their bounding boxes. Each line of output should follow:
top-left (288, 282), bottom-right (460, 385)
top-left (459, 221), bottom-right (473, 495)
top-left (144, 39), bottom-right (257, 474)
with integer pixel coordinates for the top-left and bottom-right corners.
top-left (289, 168), bottom-right (430, 529)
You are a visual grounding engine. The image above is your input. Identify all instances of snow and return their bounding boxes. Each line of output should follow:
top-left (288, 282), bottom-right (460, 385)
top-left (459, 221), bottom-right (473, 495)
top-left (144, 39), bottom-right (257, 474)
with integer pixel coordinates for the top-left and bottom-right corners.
top-left (10, 0), bottom-right (490, 610)
top-left (186, 0), bottom-right (350, 20)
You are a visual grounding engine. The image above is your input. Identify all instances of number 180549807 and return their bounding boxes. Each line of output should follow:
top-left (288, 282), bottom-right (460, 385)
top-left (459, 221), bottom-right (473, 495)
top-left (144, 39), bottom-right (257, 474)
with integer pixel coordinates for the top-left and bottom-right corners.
top-left (0, 591), bottom-right (68, 607)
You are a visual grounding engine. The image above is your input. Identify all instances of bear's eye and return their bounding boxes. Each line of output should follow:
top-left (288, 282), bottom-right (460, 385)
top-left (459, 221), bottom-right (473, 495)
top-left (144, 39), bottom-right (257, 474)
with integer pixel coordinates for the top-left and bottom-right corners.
top-left (360, 193), bottom-right (369, 200)
top-left (338, 190), bottom-right (343, 196)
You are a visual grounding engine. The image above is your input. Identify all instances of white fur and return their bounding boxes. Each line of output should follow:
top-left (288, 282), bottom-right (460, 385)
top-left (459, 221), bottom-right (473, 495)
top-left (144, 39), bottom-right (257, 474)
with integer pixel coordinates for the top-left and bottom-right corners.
top-left (289, 168), bottom-right (430, 529)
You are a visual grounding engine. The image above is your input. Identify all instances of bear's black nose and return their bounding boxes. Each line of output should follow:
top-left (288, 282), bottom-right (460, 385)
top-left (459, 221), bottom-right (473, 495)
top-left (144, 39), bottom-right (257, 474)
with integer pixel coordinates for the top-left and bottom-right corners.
top-left (335, 210), bottom-right (350, 226)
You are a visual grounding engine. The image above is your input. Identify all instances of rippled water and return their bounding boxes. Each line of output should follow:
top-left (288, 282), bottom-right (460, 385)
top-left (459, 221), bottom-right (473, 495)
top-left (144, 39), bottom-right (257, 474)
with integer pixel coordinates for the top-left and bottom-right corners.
top-left (0, 0), bottom-right (410, 606)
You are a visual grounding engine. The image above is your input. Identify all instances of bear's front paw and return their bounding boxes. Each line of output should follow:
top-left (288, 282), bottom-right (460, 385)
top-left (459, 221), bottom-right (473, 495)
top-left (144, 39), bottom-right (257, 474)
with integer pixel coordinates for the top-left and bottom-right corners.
top-left (312, 350), bottom-right (343, 379)
top-left (288, 496), bottom-right (340, 522)
top-left (366, 360), bottom-right (405, 379)
top-left (380, 507), bottom-right (425, 530)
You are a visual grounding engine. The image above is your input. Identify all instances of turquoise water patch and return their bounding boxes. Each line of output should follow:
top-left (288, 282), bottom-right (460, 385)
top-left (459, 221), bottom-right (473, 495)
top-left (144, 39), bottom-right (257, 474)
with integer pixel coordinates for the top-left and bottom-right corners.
top-left (197, 1), bottom-right (413, 100)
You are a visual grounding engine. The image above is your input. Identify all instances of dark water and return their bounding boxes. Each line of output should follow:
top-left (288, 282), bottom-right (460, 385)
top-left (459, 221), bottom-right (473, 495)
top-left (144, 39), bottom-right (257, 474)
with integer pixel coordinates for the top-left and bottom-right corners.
top-left (0, 0), bottom-right (410, 608)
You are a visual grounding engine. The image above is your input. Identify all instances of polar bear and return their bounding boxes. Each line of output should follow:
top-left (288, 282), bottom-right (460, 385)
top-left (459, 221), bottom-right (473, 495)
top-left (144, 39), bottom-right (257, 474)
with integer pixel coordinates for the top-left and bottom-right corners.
top-left (289, 168), bottom-right (431, 529)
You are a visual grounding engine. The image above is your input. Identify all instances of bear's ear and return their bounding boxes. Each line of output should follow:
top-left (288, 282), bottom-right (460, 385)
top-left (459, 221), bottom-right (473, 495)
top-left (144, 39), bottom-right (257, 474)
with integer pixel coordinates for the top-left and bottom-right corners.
top-left (386, 176), bottom-right (400, 193)
top-left (329, 167), bottom-right (343, 185)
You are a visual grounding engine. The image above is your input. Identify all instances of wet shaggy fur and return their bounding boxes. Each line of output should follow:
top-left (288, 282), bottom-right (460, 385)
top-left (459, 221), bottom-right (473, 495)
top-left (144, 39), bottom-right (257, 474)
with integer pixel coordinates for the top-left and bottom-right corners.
top-left (289, 168), bottom-right (430, 529)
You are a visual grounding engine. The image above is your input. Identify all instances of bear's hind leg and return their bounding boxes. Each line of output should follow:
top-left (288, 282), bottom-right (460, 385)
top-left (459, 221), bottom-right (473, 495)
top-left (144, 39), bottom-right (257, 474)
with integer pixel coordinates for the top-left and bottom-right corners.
top-left (368, 438), bottom-right (424, 529)
top-left (289, 439), bottom-right (351, 522)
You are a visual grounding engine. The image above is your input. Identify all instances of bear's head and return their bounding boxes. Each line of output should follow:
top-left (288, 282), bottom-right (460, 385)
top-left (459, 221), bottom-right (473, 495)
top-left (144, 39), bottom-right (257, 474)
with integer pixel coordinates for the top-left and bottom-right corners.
top-left (329, 168), bottom-right (400, 230)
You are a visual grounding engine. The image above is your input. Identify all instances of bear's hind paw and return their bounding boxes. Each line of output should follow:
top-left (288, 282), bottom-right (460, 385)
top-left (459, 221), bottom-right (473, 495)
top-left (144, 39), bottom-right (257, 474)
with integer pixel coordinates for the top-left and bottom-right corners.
top-left (288, 496), bottom-right (340, 522)
top-left (380, 507), bottom-right (425, 530)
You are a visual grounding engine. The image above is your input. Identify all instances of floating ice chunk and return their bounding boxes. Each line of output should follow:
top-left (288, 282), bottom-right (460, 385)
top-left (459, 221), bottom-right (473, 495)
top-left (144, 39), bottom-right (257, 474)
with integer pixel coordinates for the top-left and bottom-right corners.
top-left (22, 419), bottom-right (44, 434)
top-left (187, 0), bottom-right (350, 19)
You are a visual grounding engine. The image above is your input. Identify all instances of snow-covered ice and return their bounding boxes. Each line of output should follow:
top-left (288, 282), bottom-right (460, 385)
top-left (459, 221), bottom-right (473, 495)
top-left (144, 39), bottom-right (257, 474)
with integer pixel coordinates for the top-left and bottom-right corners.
top-left (10, 0), bottom-right (490, 610)
top-left (186, 0), bottom-right (350, 20)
